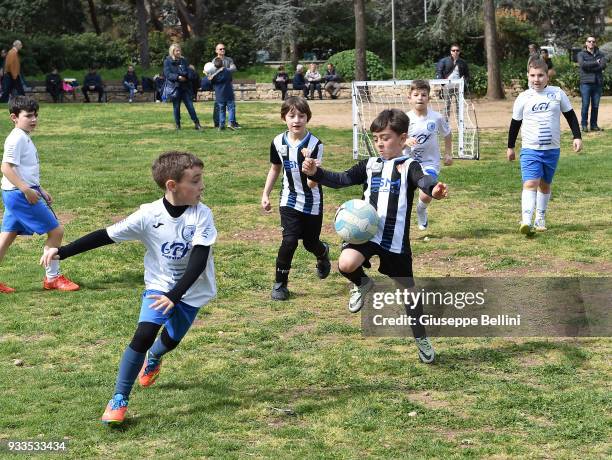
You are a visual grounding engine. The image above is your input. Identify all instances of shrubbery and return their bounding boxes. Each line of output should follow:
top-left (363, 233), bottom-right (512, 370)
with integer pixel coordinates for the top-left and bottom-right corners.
top-left (327, 50), bottom-right (387, 81)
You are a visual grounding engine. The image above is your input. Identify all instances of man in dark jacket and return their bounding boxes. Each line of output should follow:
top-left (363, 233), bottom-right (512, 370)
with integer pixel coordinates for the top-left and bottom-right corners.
top-left (83, 66), bottom-right (105, 103)
top-left (435, 44), bottom-right (470, 120)
top-left (45, 67), bottom-right (63, 103)
top-left (577, 36), bottom-right (607, 132)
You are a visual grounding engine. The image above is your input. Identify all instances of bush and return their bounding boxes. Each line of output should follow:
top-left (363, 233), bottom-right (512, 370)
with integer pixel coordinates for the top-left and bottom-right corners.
top-left (327, 50), bottom-right (386, 81)
top-left (147, 31), bottom-right (171, 68)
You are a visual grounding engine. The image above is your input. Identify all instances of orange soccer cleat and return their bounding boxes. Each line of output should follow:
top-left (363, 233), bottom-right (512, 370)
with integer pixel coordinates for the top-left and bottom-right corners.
top-left (139, 357), bottom-right (162, 388)
top-left (43, 275), bottom-right (80, 291)
top-left (0, 282), bottom-right (15, 293)
top-left (101, 394), bottom-right (128, 425)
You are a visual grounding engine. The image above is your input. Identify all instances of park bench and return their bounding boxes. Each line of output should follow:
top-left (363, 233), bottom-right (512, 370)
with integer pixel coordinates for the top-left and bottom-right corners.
top-left (233, 79), bottom-right (257, 100)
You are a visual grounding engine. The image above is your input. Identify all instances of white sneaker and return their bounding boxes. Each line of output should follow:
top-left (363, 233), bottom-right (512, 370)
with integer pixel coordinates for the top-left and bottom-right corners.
top-left (534, 217), bottom-right (547, 232)
top-left (348, 277), bottom-right (374, 313)
top-left (416, 205), bottom-right (428, 230)
top-left (415, 336), bottom-right (435, 363)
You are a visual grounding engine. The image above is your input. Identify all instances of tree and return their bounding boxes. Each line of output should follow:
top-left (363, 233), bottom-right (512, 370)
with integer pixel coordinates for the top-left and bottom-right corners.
top-left (135, 0), bottom-right (150, 68)
top-left (174, 0), bottom-right (206, 37)
top-left (87, 0), bottom-right (102, 35)
top-left (354, 0), bottom-right (367, 81)
top-left (253, 1), bottom-right (305, 67)
top-left (483, 0), bottom-right (504, 99)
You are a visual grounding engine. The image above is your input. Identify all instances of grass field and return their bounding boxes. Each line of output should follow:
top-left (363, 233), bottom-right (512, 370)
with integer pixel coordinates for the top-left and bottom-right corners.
top-left (0, 102), bottom-right (610, 459)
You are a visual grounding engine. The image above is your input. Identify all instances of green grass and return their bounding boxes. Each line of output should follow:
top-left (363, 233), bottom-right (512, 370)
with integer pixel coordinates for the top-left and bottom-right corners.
top-left (0, 102), bottom-right (610, 458)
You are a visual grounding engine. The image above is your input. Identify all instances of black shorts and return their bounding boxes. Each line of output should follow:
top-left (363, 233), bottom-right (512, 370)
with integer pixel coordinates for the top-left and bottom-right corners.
top-left (344, 241), bottom-right (413, 281)
top-left (280, 206), bottom-right (323, 241)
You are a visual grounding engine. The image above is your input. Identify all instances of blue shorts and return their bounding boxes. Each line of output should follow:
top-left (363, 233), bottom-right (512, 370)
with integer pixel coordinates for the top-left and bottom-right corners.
top-left (520, 148), bottom-right (560, 184)
top-left (1, 188), bottom-right (59, 235)
top-left (422, 167), bottom-right (439, 181)
top-left (138, 290), bottom-right (200, 342)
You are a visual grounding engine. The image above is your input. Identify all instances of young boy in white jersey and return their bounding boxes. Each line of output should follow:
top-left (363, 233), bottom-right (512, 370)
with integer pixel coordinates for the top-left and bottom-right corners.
top-left (261, 96), bottom-right (331, 301)
top-left (40, 151), bottom-right (217, 425)
top-left (0, 96), bottom-right (79, 293)
top-left (507, 58), bottom-right (582, 235)
top-left (405, 79), bottom-right (452, 230)
top-left (302, 109), bottom-right (448, 363)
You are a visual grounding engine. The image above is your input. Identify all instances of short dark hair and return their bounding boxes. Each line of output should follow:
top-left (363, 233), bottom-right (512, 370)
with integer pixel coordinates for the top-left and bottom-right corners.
top-left (281, 96), bottom-right (312, 121)
top-left (213, 57), bottom-right (223, 68)
top-left (370, 109), bottom-right (409, 135)
top-left (278, 64), bottom-right (285, 71)
top-left (152, 151), bottom-right (204, 189)
top-left (409, 79), bottom-right (430, 94)
top-left (527, 57), bottom-right (548, 73)
top-left (9, 96), bottom-right (39, 116)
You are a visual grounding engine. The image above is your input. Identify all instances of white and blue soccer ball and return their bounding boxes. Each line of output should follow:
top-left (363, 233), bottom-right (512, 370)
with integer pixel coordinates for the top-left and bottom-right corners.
top-left (334, 199), bottom-right (379, 244)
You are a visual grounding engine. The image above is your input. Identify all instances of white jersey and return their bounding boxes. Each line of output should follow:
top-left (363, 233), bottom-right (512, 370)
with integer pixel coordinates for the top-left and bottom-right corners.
top-left (106, 199), bottom-right (217, 308)
top-left (406, 109), bottom-right (451, 172)
top-left (2, 128), bottom-right (40, 190)
top-left (363, 155), bottom-right (418, 254)
top-left (270, 131), bottom-right (323, 215)
top-left (512, 86), bottom-right (572, 150)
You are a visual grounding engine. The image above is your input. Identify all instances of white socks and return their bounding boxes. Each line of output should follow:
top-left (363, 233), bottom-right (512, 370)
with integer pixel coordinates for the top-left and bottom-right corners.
top-left (45, 260), bottom-right (60, 280)
top-left (416, 199), bottom-right (429, 229)
top-left (536, 191), bottom-right (551, 220)
top-left (521, 190), bottom-right (537, 225)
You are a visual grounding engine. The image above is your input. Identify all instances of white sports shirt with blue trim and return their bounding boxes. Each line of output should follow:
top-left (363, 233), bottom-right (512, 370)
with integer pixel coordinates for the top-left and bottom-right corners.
top-left (512, 86), bottom-right (572, 150)
top-left (406, 109), bottom-right (451, 173)
top-left (270, 131), bottom-right (323, 215)
top-left (106, 199), bottom-right (217, 308)
top-left (2, 128), bottom-right (40, 190)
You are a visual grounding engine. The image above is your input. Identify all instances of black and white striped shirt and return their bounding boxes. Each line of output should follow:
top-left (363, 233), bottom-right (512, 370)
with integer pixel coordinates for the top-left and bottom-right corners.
top-left (270, 131), bottom-right (324, 215)
top-left (311, 156), bottom-right (436, 254)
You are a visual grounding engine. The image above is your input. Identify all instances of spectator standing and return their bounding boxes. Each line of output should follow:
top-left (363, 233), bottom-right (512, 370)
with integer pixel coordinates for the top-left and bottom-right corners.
top-left (201, 57), bottom-right (239, 131)
top-left (577, 36), bottom-right (607, 132)
top-left (163, 44), bottom-right (202, 130)
top-left (305, 63), bottom-right (323, 100)
top-left (435, 43), bottom-right (470, 120)
top-left (292, 64), bottom-right (308, 98)
top-left (153, 74), bottom-right (165, 102)
top-left (211, 43), bottom-right (239, 128)
top-left (0, 41), bottom-right (25, 102)
top-left (45, 67), bottom-right (63, 103)
top-left (323, 63), bottom-right (341, 99)
top-left (539, 49), bottom-right (555, 80)
top-left (123, 65), bottom-right (139, 103)
top-left (527, 43), bottom-right (540, 66)
top-left (273, 65), bottom-right (289, 100)
top-left (82, 66), bottom-right (105, 103)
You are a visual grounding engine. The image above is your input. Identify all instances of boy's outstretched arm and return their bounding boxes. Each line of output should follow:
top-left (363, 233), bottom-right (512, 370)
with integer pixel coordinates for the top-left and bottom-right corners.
top-left (147, 245), bottom-right (211, 315)
top-left (40, 229), bottom-right (114, 267)
top-left (303, 159), bottom-right (368, 189)
top-left (408, 161), bottom-right (448, 200)
top-left (562, 109), bottom-right (583, 153)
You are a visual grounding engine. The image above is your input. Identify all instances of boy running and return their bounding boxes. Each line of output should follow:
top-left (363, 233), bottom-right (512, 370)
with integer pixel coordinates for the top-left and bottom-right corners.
top-left (41, 151), bottom-right (216, 425)
top-left (302, 109), bottom-right (448, 363)
top-left (507, 58), bottom-right (582, 234)
top-left (0, 96), bottom-right (79, 293)
top-left (261, 96), bottom-right (331, 300)
top-left (405, 79), bottom-right (452, 230)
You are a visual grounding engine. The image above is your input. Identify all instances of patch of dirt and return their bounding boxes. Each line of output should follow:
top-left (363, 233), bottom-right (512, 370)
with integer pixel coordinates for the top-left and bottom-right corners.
top-left (279, 96), bottom-right (612, 130)
top-left (406, 390), bottom-right (453, 410)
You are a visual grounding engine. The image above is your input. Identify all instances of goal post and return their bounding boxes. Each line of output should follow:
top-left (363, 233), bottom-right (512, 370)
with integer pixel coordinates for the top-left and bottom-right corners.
top-left (351, 78), bottom-right (479, 160)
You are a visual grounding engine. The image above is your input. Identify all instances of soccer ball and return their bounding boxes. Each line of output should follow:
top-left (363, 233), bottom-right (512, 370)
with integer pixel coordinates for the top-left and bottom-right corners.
top-left (203, 62), bottom-right (216, 75)
top-left (334, 199), bottom-right (379, 244)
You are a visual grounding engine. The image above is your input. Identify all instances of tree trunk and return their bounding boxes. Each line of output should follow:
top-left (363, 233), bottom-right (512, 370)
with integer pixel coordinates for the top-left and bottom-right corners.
top-left (147, 0), bottom-right (164, 32)
top-left (483, 0), bottom-right (504, 99)
top-left (87, 0), bottom-right (101, 35)
top-left (354, 0), bottom-right (367, 81)
top-left (193, 0), bottom-right (206, 37)
top-left (135, 0), bottom-right (150, 68)
top-left (290, 39), bottom-right (299, 69)
top-left (175, 4), bottom-right (192, 39)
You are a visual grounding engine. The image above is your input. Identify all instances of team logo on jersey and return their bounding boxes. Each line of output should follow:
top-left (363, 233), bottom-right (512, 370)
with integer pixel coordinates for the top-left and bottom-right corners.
top-left (546, 92), bottom-right (558, 100)
top-left (427, 121), bottom-right (436, 132)
top-left (161, 241), bottom-right (191, 260)
top-left (153, 222), bottom-right (164, 229)
top-left (278, 145), bottom-right (289, 158)
top-left (531, 102), bottom-right (550, 112)
top-left (369, 161), bottom-right (383, 173)
top-left (371, 177), bottom-right (401, 195)
top-left (283, 159), bottom-right (299, 170)
top-left (414, 133), bottom-right (432, 144)
top-left (181, 225), bottom-right (196, 242)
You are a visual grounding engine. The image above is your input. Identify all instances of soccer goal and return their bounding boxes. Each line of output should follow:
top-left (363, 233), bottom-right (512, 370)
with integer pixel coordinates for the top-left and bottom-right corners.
top-left (352, 78), bottom-right (479, 160)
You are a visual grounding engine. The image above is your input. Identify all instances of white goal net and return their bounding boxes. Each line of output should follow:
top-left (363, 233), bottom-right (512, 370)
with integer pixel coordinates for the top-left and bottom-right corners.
top-left (352, 78), bottom-right (479, 160)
